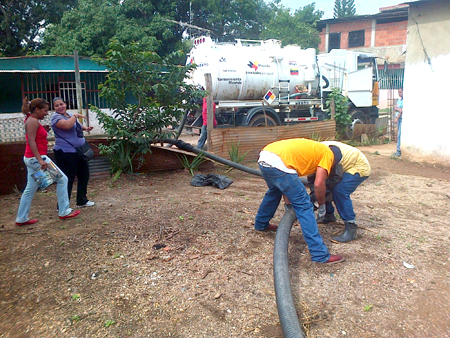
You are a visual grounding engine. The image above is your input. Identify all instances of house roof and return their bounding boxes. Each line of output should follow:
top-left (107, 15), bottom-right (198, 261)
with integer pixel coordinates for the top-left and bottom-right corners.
top-left (317, 3), bottom-right (409, 30)
top-left (0, 55), bottom-right (108, 73)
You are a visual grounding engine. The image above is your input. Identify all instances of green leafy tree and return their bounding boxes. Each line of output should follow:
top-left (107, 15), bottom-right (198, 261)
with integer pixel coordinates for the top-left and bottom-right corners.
top-left (333, 0), bottom-right (356, 18)
top-left (178, 0), bottom-right (272, 42)
top-left (0, 0), bottom-right (77, 56)
top-left (91, 41), bottom-right (204, 179)
top-left (260, 3), bottom-right (323, 48)
top-left (41, 0), bottom-right (184, 58)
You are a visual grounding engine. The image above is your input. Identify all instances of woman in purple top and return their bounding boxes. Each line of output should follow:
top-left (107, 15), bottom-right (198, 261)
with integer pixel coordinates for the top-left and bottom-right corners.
top-left (51, 97), bottom-right (95, 208)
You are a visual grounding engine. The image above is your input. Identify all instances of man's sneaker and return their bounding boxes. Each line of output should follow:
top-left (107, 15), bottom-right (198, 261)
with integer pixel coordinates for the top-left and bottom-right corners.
top-left (77, 201), bottom-right (95, 208)
top-left (317, 213), bottom-right (337, 224)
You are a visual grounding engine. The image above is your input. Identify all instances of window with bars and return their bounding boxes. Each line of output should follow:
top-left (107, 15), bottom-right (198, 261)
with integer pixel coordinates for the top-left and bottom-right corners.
top-left (348, 30), bottom-right (365, 48)
top-left (58, 82), bottom-right (85, 109)
top-left (378, 68), bottom-right (404, 89)
top-left (21, 72), bottom-right (109, 109)
top-left (328, 33), bottom-right (341, 52)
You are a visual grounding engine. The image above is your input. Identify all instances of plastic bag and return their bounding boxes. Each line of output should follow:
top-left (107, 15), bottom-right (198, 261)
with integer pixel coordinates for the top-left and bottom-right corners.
top-left (31, 161), bottom-right (63, 190)
top-left (190, 174), bottom-right (233, 190)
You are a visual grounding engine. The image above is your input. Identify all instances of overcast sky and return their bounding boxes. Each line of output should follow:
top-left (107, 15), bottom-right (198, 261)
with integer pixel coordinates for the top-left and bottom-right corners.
top-left (277, 0), bottom-right (405, 19)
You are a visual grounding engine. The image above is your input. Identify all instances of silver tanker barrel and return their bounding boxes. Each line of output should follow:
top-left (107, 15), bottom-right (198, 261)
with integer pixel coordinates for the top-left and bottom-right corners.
top-left (186, 36), bottom-right (320, 101)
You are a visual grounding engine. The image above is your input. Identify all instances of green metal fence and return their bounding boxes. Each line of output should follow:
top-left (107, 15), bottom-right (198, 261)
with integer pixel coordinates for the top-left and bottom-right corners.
top-left (378, 68), bottom-right (404, 90)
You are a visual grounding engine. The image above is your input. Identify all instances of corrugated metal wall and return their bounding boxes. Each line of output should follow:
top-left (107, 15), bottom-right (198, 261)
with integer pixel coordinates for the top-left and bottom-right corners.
top-left (210, 120), bottom-right (336, 161)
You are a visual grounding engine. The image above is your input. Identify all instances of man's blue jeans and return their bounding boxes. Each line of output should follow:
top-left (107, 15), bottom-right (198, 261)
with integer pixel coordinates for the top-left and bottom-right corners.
top-left (197, 125), bottom-right (207, 149)
top-left (396, 118), bottom-right (402, 155)
top-left (325, 172), bottom-right (368, 222)
top-left (254, 164), bottom-right (330, 263)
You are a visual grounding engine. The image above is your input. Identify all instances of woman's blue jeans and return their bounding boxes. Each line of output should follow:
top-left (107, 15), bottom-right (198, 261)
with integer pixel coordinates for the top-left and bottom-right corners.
top-left (254, 164), bottom-right (330, 263)
top-left (16, 156), bottom-right (73, 223)
top-left (325, 172), bottom-right (368, 222)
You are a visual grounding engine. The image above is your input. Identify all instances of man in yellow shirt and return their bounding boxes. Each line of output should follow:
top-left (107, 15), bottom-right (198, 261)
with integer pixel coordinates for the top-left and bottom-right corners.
top-left (319, 141), bottom-right (371, 243)
top-left (254, 138), bottom-right (344, 264)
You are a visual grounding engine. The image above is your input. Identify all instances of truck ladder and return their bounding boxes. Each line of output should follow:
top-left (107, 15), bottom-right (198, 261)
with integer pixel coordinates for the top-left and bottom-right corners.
top-left (278, 79), bottom-right (290, 105)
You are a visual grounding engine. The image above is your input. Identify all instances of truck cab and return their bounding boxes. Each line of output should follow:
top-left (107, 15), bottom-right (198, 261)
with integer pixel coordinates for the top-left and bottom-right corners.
top-left (318, 49), bottom-right (380, 132)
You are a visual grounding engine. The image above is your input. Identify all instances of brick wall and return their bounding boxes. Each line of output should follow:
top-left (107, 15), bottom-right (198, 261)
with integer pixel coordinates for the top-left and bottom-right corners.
top-left (319, 17), bottom-right (407, 52)
top-left (375, 21), bottom-right (407, 46)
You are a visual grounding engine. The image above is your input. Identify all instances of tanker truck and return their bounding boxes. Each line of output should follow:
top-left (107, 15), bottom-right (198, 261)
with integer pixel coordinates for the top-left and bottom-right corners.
top-left (185, 36), bottom-right (379, 132)
top-left (185, 36), bottom-right (325, 128)
top-left (317, 49), bottom-right (380, 138)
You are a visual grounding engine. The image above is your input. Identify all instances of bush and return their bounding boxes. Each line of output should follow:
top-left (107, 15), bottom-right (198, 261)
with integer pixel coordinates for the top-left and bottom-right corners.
top-left (91, 41), bottom-right (204, 180)
top-left (325, 87), bottom-right (351, 140)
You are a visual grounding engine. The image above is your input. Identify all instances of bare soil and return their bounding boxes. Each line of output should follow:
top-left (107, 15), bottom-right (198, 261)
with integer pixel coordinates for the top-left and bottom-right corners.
top-left (1, 146), bottom-right (450, 338)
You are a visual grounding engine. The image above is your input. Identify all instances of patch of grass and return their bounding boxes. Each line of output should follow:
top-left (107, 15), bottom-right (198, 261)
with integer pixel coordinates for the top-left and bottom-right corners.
top-left (105, 319), bottom-right (116, 327)
top-left (227, 141), bottom-right (250, 164)
top-left (309, 131), bottom-right (326, 142)
top-left (71, 315), bottom-right (80, 323)
top-left (71, 294), bottom-right (81, 301)
top-left (113, 253), bottom-right (123, 259)
top-left (177, 152), bottom-right (207, 176)
top-left (364, 304), bottom-right (373, 312)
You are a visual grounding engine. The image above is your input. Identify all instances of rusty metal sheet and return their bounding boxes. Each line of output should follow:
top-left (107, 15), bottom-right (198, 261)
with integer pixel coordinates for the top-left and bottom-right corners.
top-left (210, 120), bottom-right (336, 161)
top-left (1, 139), bottom-right (215, 196)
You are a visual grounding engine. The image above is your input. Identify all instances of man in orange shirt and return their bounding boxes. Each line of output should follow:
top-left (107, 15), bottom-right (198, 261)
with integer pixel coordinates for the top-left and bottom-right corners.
top-left (254, 138), bottom-right (344, 264)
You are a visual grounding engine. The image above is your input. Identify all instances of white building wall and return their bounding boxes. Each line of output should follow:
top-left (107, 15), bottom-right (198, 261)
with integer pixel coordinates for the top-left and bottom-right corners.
top-left (402, 0), bottom-right (450, 166)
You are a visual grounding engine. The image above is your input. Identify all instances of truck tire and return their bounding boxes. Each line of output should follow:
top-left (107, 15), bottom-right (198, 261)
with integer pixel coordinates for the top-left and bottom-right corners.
top-left (249, 114), bottom-right (277, 127)
top-left (345, 109), bottom-right (368, 139)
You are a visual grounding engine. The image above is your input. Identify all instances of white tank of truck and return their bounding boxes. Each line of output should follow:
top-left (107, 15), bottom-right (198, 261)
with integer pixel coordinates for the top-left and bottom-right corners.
top-left (186, 36), bottom-right (320, 100)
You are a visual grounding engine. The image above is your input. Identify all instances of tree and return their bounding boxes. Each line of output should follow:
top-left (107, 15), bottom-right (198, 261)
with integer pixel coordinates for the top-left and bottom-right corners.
top-left (91, 41), bottom-right (204, 179)
top-left (177, 0), bottom-right (272, 42)
top-left (0, 0), bottom-right (77, 56)
top-left (41, 0), bottom-right (185, 58)
top-left (333, 0), bottom-right (356, 18)
top-left (40, 0), bottom-right (274, 57)
top-left (260, 3), bottom-right (323, 48)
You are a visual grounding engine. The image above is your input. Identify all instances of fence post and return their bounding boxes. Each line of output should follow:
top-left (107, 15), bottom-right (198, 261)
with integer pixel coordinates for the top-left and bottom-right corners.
top-left (205, 73), bottom-right (213, 152)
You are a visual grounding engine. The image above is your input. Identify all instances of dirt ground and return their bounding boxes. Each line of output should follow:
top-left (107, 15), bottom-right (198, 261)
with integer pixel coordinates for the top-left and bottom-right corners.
top-left (1, 143), bottom-right (449, 338)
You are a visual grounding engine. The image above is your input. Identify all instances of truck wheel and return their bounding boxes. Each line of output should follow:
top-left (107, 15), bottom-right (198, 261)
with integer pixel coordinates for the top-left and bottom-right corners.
top-left (249, 115), bottom-right (277, 127)
top-left (345, 109), bottom-right (368, 139)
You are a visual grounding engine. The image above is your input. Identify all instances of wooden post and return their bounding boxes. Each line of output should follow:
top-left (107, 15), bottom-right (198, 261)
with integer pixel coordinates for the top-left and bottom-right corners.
top-left (205, 73), bottom-right (213, 152)
top-left (74, 51), bottom-right (84, 122)
top-left (330, 98), bottom-right (336, 120)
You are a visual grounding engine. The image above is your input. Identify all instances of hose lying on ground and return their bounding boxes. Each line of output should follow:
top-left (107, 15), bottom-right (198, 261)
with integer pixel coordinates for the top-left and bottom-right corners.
top-left (274, 204), bottom-right (306, 338)
top-left (162, 138), bottom-right (305, 337)
top-left (161, 138), bottom-right (262, 177)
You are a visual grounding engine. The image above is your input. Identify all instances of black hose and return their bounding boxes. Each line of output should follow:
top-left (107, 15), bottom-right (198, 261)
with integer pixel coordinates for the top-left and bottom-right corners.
top-left (162, 138), bottom-right (305, 336)
top-left (274, 204), bottom-right (306, 338)
top-left (161, 138), bottom-right (262, 177)
top-left (164, 109), bottom-right (190, 148)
